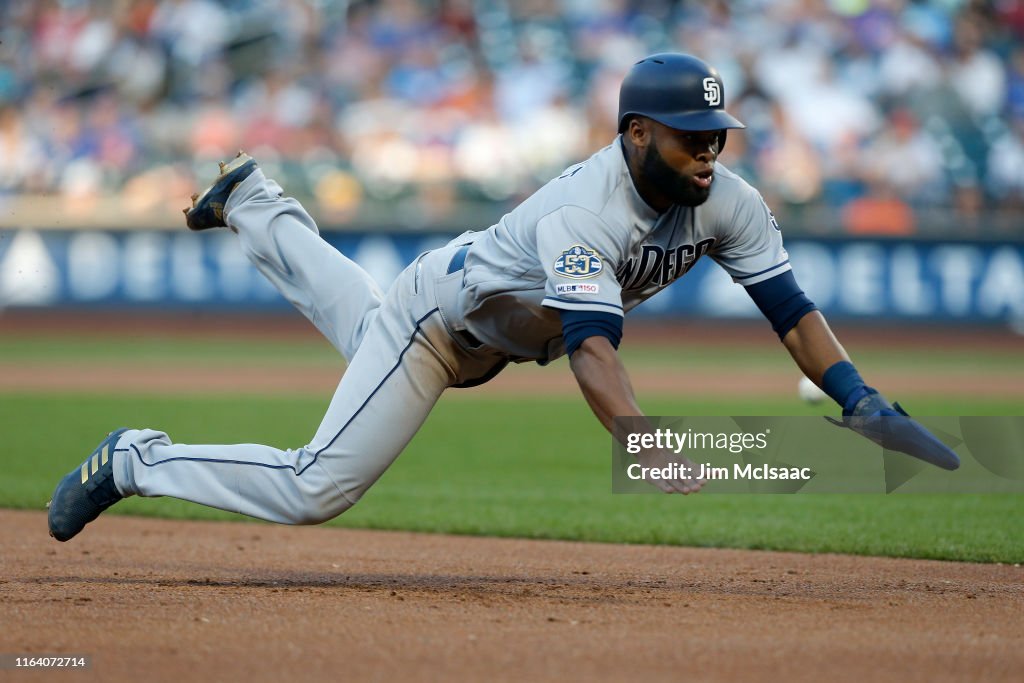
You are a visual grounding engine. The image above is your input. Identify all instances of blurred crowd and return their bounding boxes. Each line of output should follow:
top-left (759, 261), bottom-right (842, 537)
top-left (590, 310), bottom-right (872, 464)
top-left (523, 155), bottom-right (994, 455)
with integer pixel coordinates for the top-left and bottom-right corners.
top-left (1, 0), bottom-right (1023, 232)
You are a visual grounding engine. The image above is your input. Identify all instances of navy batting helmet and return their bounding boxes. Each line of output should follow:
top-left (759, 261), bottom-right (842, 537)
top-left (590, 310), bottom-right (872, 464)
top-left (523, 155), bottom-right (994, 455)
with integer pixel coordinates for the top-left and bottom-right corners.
top-left (618, 53), bottom-right (745, 150)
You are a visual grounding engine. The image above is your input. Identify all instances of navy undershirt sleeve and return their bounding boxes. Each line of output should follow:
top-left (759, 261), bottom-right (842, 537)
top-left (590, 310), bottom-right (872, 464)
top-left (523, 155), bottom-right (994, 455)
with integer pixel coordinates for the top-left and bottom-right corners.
top-left (559, 310), bottom-right (624, 357)
top-left (744, 270), bottom-right (818, 340)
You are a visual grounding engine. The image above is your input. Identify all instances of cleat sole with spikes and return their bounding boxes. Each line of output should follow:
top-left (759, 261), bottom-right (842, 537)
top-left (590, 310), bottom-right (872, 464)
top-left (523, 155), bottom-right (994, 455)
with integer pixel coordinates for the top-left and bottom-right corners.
top-left (184, 151), bottom-right (258, 231)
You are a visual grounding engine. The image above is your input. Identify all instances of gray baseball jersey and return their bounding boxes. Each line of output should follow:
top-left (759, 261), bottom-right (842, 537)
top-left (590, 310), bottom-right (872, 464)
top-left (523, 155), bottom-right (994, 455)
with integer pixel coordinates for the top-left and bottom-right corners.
top-left (107, 140), bottom-right (790, 527)
top-left (453, 137), bottom-right (789, 361)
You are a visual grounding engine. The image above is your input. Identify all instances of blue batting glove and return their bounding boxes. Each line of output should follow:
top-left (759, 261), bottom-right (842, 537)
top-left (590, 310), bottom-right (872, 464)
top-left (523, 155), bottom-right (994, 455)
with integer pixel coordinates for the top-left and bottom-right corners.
top-left (826, 387), bottom-right (960, 471)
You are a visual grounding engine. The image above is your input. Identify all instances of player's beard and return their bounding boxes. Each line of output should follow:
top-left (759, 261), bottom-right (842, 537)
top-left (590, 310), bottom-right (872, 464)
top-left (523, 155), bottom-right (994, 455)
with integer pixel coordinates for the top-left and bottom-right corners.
top-left (641, 137), bottom-right (712, 207)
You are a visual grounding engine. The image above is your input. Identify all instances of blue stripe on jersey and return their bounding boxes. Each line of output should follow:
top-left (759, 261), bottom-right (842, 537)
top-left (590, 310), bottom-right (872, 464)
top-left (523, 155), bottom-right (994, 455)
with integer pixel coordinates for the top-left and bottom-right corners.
top-left (543, 296), bottom-right (624, 312)
top-left (734, 259), bottom-right (791, 284)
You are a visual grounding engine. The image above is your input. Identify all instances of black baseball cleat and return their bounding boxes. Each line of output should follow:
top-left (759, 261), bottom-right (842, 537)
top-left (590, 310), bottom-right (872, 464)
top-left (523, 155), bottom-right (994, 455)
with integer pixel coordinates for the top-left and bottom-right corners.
top-left (184, 151), bottom-right (258, 231)
top-left (47, 429), bottom-right (130, 542)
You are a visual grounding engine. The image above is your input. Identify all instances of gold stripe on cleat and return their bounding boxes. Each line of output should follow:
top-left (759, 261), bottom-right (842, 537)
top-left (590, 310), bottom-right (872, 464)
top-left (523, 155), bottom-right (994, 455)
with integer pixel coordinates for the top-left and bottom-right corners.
top-left (101, 444), bottom-right (109, 466)
top-left (81, 463), bottom-right (89, 484)
top-left (91, 454), bottom-right (99, 475)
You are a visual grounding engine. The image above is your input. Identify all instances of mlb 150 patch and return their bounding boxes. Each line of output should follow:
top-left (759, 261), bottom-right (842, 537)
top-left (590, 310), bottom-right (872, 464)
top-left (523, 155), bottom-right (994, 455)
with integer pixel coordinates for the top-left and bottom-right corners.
top-left (555, 283), bottom-right (600, 295)
top-left (553, 245), bottom-right (603, 279)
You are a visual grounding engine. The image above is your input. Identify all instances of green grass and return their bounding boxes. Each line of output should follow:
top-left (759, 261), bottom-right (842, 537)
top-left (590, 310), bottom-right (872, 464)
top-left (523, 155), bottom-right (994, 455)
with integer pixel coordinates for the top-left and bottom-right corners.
top-left (0, 336), bottom-right (343, 367)
top-left (5, 334), bottom-right (1019, 375)
top-left (3, 393), bottom-right (1022, 563)
top-left (619, 344), bottom-right (1024, 374)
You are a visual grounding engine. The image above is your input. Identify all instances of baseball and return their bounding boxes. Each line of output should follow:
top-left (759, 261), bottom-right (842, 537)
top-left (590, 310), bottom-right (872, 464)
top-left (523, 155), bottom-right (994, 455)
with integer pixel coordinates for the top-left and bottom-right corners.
top-left (798, 376), bottom-right (829, 404)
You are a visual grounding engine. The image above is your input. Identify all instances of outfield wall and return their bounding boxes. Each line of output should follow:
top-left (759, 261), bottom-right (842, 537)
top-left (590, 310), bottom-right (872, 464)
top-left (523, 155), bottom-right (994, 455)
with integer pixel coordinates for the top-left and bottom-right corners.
top-left (0, 229), bottom-right (1021, 323)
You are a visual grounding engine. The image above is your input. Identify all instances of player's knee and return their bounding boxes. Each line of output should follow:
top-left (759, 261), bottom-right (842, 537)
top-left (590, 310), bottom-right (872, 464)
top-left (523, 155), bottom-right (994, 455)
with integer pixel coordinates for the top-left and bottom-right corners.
top-left (288, 488), bottom-right (356, 526)
top-left (288, 508), bottom-right (333, 526)
top-left (291, 504), bottom-right (351, 526)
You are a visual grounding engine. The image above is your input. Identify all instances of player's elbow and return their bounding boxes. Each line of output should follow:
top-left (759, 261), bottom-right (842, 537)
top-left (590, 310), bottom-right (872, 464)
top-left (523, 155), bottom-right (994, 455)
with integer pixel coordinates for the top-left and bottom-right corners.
top-left (570, 335), bottom-right (616, 363)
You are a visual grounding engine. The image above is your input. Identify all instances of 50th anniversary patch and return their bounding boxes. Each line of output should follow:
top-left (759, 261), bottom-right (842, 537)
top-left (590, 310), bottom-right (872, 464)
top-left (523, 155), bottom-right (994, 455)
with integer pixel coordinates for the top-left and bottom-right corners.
top-left (554, 245), bottom-right (603, 279)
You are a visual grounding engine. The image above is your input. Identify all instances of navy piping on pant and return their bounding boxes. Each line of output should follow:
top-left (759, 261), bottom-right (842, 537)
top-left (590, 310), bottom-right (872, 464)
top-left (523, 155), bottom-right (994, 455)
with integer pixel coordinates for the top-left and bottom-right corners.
top-left (130, 308), bottom-right (443, 476)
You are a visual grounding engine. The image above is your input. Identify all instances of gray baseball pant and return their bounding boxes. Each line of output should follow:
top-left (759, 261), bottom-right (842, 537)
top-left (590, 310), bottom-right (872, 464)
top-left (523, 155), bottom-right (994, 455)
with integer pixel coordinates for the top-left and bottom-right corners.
top-left (111, 169), bottom-right (503, 524)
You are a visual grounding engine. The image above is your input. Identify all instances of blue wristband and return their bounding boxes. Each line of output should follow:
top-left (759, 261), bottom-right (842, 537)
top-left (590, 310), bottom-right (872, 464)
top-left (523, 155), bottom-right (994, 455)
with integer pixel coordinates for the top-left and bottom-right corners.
top-left (820, 361), bottom-right (868, 409)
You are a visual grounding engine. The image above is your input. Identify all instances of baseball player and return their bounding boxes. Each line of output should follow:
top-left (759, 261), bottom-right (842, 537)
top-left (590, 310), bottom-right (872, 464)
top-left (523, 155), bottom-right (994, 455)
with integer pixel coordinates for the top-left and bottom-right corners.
top-left (48, 54), bottom-right (958, 542)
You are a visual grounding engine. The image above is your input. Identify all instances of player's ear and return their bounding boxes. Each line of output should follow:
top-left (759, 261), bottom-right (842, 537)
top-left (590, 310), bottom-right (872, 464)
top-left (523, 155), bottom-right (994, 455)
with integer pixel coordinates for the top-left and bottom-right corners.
top-left (626, 116), bottom-right (650, 149)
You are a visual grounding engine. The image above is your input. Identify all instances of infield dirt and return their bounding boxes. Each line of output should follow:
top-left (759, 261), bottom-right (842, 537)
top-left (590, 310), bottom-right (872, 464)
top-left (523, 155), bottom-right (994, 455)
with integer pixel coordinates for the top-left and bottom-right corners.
top-left (2, 509), bottom-right (1022, 683)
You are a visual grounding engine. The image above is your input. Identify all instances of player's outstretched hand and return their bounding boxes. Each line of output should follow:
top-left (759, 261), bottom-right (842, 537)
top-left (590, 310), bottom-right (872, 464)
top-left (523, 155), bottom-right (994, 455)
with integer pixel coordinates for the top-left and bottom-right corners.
top-left (826, 389), bottom-right (960, 471)
top-left (636, 449), bottom-right (706, 494)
